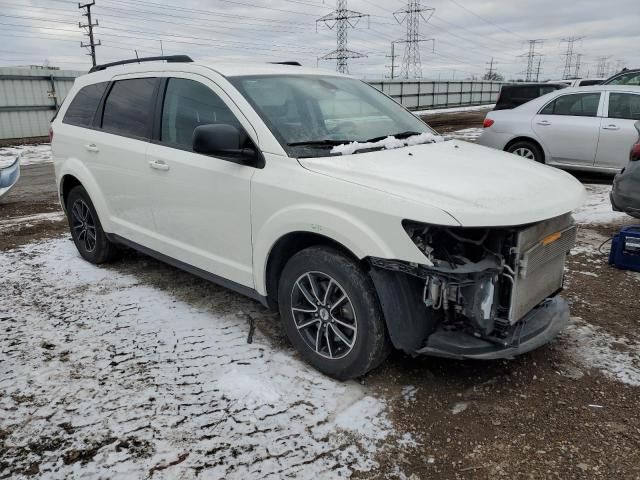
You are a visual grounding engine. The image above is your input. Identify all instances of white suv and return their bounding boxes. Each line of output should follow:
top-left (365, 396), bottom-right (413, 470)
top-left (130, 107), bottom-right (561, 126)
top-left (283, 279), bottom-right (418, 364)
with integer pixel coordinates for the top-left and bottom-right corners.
top-left (51, 56), bottom-right (586, 379)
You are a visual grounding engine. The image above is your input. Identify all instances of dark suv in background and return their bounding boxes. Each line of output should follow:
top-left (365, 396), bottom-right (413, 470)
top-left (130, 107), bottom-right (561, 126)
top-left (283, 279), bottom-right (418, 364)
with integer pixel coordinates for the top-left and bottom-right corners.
top-left (494, 83), bottom-right (568, 110)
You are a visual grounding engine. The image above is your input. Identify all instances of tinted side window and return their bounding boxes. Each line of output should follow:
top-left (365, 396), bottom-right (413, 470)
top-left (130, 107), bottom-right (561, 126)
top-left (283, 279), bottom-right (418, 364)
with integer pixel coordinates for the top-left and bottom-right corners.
top-left (579, 80), bottom-right (603, 86)
top-left (63, 82), bottom-right (108, 127)
top-left (540, 93), bottom-right (600, 117)
top-left (102, 78), bottom-right (156, 138)
top-left (608, 93), bottom-right (640, 121)
top-left (161, 78), bottom-right (242, 149)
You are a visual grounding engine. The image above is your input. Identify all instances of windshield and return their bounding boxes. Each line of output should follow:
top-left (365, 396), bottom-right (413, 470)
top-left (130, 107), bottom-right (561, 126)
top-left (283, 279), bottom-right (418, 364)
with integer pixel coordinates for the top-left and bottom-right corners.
top-left (605, 71), bottom-right (640, 85)
top-left (229, 75), bottom-right (435, 157)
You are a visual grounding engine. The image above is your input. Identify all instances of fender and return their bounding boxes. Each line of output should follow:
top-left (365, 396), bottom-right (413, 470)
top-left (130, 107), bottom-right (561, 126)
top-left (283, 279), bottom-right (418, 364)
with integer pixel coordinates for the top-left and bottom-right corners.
top-left (252, 203), bottom-right (429, 296)
top-left (57, 158), bottom-right (115, 233)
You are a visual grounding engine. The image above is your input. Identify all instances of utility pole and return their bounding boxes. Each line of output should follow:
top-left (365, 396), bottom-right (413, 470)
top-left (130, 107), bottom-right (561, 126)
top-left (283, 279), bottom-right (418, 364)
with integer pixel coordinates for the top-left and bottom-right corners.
top-left (561, 36), bottom-right (583, 79)
top-left (535, 56), bottom-right (543, 82)
top-left (385, 41), bottom-right (400, 79)
top-left (394, 1), bottom-right (435, 79)
top-left (79, 1), bottom-right (101, 67)
top-left (520, 39), bottom-right (543, 82)
top-left (316, 0), bottom-right (369, 74)
top-left (485, 57), bottom-right (496, 79)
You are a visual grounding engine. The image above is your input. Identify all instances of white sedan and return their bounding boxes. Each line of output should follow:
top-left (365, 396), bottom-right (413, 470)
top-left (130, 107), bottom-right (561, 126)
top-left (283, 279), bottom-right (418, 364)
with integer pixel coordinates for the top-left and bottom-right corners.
top-left (477, 85), bottom-right (640, 173)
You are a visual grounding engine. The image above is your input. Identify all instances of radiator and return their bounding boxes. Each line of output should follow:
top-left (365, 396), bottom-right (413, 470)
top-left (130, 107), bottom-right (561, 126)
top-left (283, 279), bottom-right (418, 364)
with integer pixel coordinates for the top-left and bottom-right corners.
top-left (508, 214), bottom-right (576, 323)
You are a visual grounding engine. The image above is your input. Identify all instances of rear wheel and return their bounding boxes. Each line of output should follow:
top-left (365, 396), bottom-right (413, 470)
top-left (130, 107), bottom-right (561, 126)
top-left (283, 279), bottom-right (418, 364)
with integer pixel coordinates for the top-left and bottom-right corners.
top-left (66, 186), bottom-right (120, 264)
top-left (278, 246), bottom-right (391, 380)
top-left (507, 140), bottom-right (544, 163)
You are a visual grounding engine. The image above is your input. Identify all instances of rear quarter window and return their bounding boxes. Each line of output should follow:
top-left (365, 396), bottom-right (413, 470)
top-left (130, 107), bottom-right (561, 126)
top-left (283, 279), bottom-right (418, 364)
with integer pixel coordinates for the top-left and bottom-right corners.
top-left (62, 82), bottom-right (108, 127)
top-left (101, 78), bottom-right (157, 139)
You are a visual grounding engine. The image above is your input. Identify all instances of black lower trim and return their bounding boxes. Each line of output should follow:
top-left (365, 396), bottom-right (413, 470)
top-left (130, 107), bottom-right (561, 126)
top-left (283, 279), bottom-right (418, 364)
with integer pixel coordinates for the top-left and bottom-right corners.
top-left (107, 233), bottom-right (269, 307)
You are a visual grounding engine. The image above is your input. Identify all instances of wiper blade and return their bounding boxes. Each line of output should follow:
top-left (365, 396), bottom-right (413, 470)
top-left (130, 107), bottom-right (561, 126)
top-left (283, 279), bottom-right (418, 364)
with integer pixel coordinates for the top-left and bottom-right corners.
top-left (365, 131), bottom-right (422, 143)
top-left (287, 139), bottom-right (354, 147)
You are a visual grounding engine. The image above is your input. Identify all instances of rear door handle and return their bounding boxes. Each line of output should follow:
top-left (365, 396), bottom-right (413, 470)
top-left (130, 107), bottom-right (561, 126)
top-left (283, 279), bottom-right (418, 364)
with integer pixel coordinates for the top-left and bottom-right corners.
top-left (85, 144), bottom-right (99, 152)
top-left (536, 120), bottom-right (551, 126)
top-left (148, 160), bottom-right (170, 171)
top-left (603, 124), bottom-right (620, 131)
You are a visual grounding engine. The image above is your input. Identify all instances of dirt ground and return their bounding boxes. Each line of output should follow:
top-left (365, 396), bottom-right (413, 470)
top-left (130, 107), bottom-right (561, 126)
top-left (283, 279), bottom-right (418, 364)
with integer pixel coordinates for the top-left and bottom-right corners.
top-left (1, 116), bottom-right (639, 479)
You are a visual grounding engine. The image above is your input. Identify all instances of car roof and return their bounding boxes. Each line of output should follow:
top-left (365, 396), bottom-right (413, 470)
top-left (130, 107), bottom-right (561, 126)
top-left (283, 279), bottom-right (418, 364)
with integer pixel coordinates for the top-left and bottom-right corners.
top-left (75, 60), bottom-right (348, 86)
top-left (553, 84), bottom-right (640, 93)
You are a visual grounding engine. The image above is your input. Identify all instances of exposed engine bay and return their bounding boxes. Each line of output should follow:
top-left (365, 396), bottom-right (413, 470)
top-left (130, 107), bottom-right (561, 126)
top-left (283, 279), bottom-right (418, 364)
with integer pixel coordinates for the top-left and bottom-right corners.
top-left (369, 213), bottom-right (577, 356)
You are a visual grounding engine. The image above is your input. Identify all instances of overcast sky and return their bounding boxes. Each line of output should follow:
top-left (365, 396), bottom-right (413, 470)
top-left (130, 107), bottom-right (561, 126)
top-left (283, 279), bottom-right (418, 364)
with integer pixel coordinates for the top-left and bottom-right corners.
top-left (1, 0), bottom-right (639, 80)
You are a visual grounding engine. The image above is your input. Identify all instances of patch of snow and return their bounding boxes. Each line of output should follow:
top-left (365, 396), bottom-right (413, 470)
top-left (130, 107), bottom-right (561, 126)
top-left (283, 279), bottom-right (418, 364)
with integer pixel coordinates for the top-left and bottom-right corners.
top-left (451, 402), bottom-right (469, 415)
top-left (401, 385), bottom-right (418, 404)
top-left (575, 271), bottom-right (599, 277)
top-left (396, 433), bottom-right (419, 448)
top-left (413, 104), bottom-right (495, 116)
top-left (0, 211), bottom-right (65, 231)
top-left (445, 128), bottom-right (483, 142)
top-left (0, 237), bottom-right (394, 479)
top-left (573, 184), bottom-right (632, 225)
top-left (330, 133), bottom-right (444, 156)
top-left (0, 143), bottom-right (52, 166)
top-left (563, 318), bottom-right (640, 386)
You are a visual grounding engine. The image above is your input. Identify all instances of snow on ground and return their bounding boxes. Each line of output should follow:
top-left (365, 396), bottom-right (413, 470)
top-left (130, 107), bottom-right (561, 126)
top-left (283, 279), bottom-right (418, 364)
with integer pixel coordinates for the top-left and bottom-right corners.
top-left (413, 104), bottom-right (495, 116)
top-left (444, 128), bottom-right (484, 142)
top-left (0, 212), bottom-right (65, 231)
top-left (563, 318), bottom-right (640, 387)
top-left (573, 184), bottom-right (631, 225)
top-left (0, 237), bottom-right (394, 479)
top-left (0, 144), bottom-right (52, 168)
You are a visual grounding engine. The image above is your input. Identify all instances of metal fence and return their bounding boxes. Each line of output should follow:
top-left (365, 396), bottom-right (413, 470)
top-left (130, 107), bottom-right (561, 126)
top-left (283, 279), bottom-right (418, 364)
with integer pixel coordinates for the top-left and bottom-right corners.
top-left (0, 67), bottom-right (84, 142)
top-left (368, 80), bottom-right (507, 111)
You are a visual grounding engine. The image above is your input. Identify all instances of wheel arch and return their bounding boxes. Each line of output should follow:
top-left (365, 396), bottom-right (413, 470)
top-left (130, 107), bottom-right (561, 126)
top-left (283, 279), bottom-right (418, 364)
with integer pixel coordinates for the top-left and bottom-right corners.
top-left (504, 136), bottom-right (546, 163)
top-left (263, 231), bottom-right (362, 310)
top-left (60, 174), bottom-right (83, 212)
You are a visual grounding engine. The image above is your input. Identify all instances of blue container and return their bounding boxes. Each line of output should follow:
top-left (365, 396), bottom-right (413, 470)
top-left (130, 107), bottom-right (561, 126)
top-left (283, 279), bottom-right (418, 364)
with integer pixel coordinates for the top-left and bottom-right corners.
top-left (609, 226), bottom-right (640, 273)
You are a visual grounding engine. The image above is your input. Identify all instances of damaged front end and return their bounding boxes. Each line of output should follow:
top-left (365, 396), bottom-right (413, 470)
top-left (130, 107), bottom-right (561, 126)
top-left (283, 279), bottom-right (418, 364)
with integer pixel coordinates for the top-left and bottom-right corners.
top-left (369, 213), bottom-right (576, 360)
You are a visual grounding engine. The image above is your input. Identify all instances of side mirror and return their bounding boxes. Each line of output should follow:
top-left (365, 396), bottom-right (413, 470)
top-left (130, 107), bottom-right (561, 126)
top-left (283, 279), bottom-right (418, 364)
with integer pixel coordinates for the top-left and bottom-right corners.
top-left (192, 124), bottom-right (260, 166)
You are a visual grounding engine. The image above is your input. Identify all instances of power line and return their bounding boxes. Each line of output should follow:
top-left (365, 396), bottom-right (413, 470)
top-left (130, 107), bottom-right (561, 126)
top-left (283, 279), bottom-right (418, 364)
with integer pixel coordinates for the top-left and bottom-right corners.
top-left (79, 1), bottom-right (100, 67)
top-left (317, 0), bottom-right (369, 74)
top-left (394, 0), bottom-right (434, 79)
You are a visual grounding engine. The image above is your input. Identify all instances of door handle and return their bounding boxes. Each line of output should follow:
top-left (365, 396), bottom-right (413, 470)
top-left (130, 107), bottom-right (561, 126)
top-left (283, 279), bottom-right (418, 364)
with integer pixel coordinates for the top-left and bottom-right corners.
top-left (84, 144), bottom-right (99, 152)
top-left (602, 124), bottom-right (620, 131)
top-left (148, 160), bottom-right (170, 171)
top-left (536, 120), bottom-right (551, 126)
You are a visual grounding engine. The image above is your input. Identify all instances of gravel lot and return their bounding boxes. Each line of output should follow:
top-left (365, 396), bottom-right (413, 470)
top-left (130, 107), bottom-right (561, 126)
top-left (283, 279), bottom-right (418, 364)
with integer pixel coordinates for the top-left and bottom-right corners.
top-left (1, 119), bottom-right (639, 479)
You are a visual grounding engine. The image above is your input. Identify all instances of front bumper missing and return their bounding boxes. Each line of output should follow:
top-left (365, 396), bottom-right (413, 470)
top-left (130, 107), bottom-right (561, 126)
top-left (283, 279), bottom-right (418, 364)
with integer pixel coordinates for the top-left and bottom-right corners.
top-left (416, 296), bottom-right (569, 360)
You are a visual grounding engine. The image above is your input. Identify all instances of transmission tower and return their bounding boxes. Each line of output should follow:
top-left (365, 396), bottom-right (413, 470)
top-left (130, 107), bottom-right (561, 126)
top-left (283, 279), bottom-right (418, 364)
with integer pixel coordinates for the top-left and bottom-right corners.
top-left (535, 56), bottom-right (543, 82)
top-left (316, 0), bottom-right (369, 74)
top-left (561, 36), bottom-right (583, 79)
top-left (385, 41), bottom-right (401, 79)
top-left (394, 1), bottom-right (435, 79)
top-left (79, 1), bottom-right (101, 68)
top-left (574, 53), bottom-right (583, 78)
top-left (520, 39), bottom-right (543, 81)
top-left (596, 56), bottom-right (611, 77)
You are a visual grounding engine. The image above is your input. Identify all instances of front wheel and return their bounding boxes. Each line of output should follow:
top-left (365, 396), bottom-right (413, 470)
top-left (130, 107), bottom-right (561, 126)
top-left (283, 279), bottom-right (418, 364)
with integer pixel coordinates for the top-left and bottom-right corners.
top-left (506, 140), bottom-right (544, 163)
top-left (278, 246), bottom-right (391, 380)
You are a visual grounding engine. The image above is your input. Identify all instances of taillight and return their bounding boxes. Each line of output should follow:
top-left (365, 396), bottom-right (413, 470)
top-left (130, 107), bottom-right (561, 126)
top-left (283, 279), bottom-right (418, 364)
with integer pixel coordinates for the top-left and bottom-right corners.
top-left (48, 126), bottom-right (53, 143)
top-left (631, 142), bottom-right (640, 161)
top-left (483, 118), bottom-right (495, 128)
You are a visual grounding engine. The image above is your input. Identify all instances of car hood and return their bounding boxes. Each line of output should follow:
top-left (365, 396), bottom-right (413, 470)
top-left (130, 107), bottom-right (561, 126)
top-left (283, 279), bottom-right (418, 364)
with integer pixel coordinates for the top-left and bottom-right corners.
top-left (298, 140), bottom-right (586, 227)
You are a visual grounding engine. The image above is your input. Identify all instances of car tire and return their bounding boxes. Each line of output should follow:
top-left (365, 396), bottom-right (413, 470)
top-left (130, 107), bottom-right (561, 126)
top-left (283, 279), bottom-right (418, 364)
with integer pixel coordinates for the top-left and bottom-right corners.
top-left (507, 140), bottom-right (544, 163)
top-left (66, 185), bottom-right (120, 264)
top-left (278, 246), bottom-right (391, 380)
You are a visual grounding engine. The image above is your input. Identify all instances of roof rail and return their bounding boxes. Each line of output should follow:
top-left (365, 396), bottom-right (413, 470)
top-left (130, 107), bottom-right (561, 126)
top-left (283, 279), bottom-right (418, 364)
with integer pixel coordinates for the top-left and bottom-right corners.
top-left (89, 55), bottom-right (194, 73)
top-left (270, 61), bottom-right (302, 66)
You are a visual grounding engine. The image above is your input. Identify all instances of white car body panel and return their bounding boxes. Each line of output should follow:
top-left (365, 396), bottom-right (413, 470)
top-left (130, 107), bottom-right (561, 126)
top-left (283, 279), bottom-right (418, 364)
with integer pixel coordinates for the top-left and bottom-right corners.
top-left (298, 140), bottom-right (586, 228)
top-left (478, 85), bottom-right (640, 173)
top-left (52, 60), bottom-right (586, 299)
